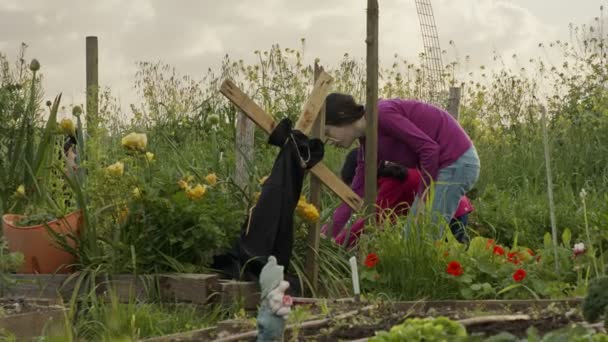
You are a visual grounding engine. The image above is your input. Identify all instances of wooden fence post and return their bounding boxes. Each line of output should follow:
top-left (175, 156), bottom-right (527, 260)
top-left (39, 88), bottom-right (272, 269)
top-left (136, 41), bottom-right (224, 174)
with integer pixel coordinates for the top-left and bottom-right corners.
top-left (364, 0), bottom-right (379, 220)
top-left (85, 36), bottom-right (99, 134)
top-left (447, 86), bottom-right (461, 120)
top-left (304, 62), bottom-right (325, 292)
top-left (235, 111), bottom-right (255, 199)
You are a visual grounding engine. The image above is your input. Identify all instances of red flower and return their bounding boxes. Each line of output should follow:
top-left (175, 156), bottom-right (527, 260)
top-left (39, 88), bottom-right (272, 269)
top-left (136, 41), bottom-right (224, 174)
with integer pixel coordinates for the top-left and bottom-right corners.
top-left (527, 249), bottom-right (534, 256)
top-left (485, 239), bottom-right (495, 250)
top-left (493, 245), bottom-right (505, 256)
top-left (512, 269), bottom-right (526, 282)
top-left (507, 252), bottom-right (521, 265)
top-left (446, 261), bottom-right (464, 276)
top-left (364, 253), bottom-right (379, 268)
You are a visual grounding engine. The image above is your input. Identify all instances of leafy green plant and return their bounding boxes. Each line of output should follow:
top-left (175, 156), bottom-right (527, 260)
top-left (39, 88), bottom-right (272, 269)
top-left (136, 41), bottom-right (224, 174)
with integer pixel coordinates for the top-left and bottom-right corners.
top-left (369, 316), bottom-right (467, 341)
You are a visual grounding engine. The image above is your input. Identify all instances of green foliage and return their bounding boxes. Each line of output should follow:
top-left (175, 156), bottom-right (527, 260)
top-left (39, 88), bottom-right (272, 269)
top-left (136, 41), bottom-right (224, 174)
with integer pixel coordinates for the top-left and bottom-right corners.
top-left (0, 237), bottom-right (23, 296)
top-left (369, 317), bottom-right (467, 342)
top-left (582, 276), bottom-right (608, 327)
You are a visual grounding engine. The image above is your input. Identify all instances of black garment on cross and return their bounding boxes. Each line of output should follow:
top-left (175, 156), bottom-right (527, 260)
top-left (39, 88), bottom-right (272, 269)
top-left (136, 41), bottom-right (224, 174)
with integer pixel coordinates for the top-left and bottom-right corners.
top-left (213, 118), bottom-right (324, 280)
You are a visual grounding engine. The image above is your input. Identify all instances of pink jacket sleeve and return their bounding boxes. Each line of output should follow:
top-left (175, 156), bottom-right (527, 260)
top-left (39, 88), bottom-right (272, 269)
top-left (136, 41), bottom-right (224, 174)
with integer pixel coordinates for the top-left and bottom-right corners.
top-left (378, 104), bottom-right (440, 187)
top-left (328, 149), bottom-right (365, 238)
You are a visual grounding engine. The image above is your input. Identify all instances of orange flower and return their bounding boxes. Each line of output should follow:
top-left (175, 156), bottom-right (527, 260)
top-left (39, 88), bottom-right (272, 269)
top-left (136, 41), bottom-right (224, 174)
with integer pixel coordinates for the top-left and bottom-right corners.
top-left (446, 261), bottom-right (464, 276)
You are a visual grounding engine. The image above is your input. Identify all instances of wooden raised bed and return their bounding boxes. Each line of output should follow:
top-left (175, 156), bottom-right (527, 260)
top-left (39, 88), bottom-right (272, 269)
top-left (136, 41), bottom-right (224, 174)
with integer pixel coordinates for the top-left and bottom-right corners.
top-left (0, 298), bottom-right (66, 341)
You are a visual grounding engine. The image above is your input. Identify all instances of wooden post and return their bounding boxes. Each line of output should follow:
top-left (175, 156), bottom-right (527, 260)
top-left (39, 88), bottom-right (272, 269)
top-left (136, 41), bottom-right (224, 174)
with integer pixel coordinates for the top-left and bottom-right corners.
top-left (235, 111), bottom-right (255, 198)
top-left (85, 36), bottom-right (99, 134)
top-left (447, 87), bottom-right (461, 120)
top-left (304, 62), bottom-right (325, 292)
top-left (364, 0), bottom-right (379, 220)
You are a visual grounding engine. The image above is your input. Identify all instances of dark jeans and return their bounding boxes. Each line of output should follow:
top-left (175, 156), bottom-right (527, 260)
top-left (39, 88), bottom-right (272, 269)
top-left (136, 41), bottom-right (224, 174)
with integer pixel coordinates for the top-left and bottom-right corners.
top-left (449, 214), bottom-right (469, 243)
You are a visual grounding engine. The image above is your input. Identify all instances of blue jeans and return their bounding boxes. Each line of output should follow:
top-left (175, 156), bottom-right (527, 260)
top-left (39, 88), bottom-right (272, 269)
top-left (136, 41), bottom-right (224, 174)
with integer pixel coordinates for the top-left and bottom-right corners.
top-left (409, 146), bottom-right (480, 239)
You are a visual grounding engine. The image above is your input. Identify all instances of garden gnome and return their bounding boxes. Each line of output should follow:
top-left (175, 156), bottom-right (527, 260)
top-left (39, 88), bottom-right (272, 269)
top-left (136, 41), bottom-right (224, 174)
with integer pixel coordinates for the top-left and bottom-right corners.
top-left (257, 256), bottom-right (293, 342)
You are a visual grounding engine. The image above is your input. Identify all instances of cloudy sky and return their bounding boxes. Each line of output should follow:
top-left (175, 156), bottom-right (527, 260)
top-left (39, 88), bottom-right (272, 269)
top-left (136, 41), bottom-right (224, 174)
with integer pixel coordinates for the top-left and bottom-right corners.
top-left (0, 0), bottom-right (606, 113)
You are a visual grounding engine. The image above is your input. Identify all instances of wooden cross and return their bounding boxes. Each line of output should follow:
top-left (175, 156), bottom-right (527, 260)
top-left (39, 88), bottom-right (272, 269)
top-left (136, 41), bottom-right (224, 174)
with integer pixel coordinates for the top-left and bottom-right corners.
top-left (220, 72), bottom-right (363, 212)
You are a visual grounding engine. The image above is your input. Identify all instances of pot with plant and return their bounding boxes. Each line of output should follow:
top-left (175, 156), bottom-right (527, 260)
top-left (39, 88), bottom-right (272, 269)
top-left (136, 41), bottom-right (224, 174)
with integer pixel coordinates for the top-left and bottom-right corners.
top-left (1, 59), bottom-right (84, 274)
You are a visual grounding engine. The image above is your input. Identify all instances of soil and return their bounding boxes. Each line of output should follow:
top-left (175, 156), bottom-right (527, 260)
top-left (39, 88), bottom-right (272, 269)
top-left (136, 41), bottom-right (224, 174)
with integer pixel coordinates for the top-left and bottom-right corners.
top-left (289, 300), bottom-right (589, 341)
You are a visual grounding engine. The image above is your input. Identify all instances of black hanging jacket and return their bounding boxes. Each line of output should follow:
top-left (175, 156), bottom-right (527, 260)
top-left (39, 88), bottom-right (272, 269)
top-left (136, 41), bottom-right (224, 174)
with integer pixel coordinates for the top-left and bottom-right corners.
top-left (213, 118), bottom-right (324, 279)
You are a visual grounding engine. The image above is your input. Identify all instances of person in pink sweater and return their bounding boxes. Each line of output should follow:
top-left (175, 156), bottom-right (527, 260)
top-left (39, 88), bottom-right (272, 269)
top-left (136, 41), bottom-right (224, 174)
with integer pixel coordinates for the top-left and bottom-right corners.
top-left (323, 154), bottom-right (474, 247)
top-left (323, 94), bottom-right (480, 240)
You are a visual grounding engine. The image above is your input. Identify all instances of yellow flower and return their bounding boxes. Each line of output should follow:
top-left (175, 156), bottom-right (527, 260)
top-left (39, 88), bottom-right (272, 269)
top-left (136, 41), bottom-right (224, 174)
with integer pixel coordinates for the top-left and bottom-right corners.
top-left (259, 176), bottom-right (269, 184)
top-left (121, 132), bottom-right (148, 151)
top-left (301, 204), bottom-right (320, 223)
top-left (59, 118), bottom-right (75, 135)
top-left (184, 174), bottom-right (194, 183)
top-left (132, 187), bottom-right (142, 198)
top-left (145, 152), bottom-right (155, 162)
top-left (15, 184), bottom-right (26, 198)
top-left (186, 183), bottom-right (207, 200)
top-left (106, 161), bottom-right (124, 176)
top-left (178, 179), bottom-right (189, 190)
top-left (295, 196), bottom-right (320, 223)
top-left (205, 173), bottom-right (218, 186)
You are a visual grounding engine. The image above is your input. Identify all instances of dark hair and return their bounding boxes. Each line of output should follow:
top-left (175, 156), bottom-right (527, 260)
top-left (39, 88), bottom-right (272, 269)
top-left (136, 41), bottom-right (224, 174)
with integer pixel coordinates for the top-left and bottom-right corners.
top-left (63, 134), bottom-right (77, 155)
top-left (325, 93), bottom-right (364, 126)
top-left (340, 148), bottom-right (359, 185)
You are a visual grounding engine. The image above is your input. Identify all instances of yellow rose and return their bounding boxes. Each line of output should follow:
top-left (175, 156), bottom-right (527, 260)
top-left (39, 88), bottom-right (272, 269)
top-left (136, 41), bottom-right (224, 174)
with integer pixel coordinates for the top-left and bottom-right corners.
top-left (106, 161), bottom-right (124, 176)
top-left (132, 187), bottom-right (142, 198)
top-left (15, 184), bottom-right (26, 198)
top-left (145, 152), bottom-right (155, 162)
top-left (59, 118), bottom-right (75, 135)
top-left (178, 179), bottom-right (189, 190)
top-left (205, 173), bottom-right (218, 186)
top-left (184, 174), bottom-right (194, 183)
top-left (186, 183), bottom-right (207, 200)
top-left (301, 204), bottom-right (320, 223)
top-left (121, 132), bottom-right (148, 151)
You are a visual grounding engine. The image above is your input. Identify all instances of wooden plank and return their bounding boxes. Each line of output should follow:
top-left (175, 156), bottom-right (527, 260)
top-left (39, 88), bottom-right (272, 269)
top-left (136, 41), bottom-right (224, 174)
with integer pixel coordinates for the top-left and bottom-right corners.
top-left (364, 0), bottom-right (379, 219)
top-left (447, 86), bottom-right (461, 120)
top-left (216, 280), bottom-right (260, 310)
top-left (0, 305), bottom-right (66, 341)
top-left (304, 63), bottom-right (326, 293)
top-left (220, 80), bottom-right (277, 134)
top-left (295, 71), bottom-right (333, 135)
top-left (86, 36), bottom-right (99, 133)
top-left (220, 79), bottom-right (362, 211)
top-left (158, 273), bottom-right (218, 304)
top-left (234, 110), bottom-right (255, 198)
top-left (310, 163), bottom-right (363, 211)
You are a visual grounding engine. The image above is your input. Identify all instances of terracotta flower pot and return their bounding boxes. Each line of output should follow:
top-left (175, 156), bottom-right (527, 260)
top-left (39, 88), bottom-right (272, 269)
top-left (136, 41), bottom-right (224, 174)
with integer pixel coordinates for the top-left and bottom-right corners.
top-left (2, 210), bottom-right (81, 274)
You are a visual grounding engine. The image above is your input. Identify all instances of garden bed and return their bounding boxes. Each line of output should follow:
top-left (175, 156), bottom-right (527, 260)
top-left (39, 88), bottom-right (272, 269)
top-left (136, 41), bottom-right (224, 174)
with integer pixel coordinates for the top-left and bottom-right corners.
top-left (140, 298), bottom-right (603, 341)
top-left (0, 298), bottom-right (66, 340)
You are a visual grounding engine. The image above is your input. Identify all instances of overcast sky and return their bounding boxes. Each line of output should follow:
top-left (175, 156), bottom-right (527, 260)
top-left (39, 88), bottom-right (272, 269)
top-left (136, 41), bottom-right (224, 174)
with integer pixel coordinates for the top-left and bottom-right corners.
top-left (1, 0), bottom-right (606, 115)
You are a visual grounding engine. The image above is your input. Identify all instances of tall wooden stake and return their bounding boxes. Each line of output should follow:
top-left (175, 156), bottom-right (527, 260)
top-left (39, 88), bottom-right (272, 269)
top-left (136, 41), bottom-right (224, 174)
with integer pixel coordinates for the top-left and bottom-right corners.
top-left (86, 36), bottom-right (99, 134)
top-left (305, 62), bottom-right (325, 292)
top-left (364, 0), bottom-right (379, 220)
top-left (540, 105), bottom-right (559, 272)
top-left (235, 110), bottom-right (255, 199)
top-left (447, 87), bottom-right (461, 120)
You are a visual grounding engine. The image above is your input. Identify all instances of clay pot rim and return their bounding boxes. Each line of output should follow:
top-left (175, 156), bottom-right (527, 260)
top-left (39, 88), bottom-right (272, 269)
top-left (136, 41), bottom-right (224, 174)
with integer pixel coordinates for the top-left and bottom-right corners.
top-left (2, 209), bottom-right (82, 230)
